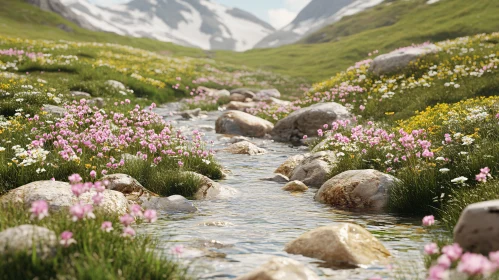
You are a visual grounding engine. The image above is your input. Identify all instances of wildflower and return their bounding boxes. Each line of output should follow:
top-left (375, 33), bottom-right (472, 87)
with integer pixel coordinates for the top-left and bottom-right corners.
top-left (30, 200), bottom-right (49, 220)
top-left (144, 209), bottom-right (157, 223)
top-left (119, 214), bottom-right (134, 226)
top-left (71, 184), bottom-right (86, 198)
top-left (68, 174), bottom-right (82, 184)
top-left (476, 167), bottom-right (492, 183)
top-left (442, 243), bottom-right (463, 261)
top-left (451, 176), bottom-right (468, 185)
top-left (178, 160), bottom-right (184, 167)
top-left (60, 231), bottom-right (76, 247)
top-left (303, 135), bottom-right (308, 140)
top-left (359, 105), bottom-right (365, 111)
top-left (422, 215), bottom-right (435, 226)
top-left (70, 203), bottom-right (95, 221)
top-left (437, 254), bottom-right (452, 269)
top-left (427, 264), bottom-right (449, 280)
top-left (36, 168), bottom-right (46, 173)
top-left (101, 221), bottom-right (114, 232)
top-left (439, 168), bottom-right (450, 173)
top-left (92, 192), bottom-right (104, 205)
top-left (0, 147), bottom-right (5, 152)
top-left (424, 243), bottom-right (439, 255)
top-left (122, 226), bottom-right (136, 238)
top-left (461, 136), bottom-right (474, 145)
top-left (457, 252), bottom-right (493, 276)
top-left (130, 204), bottom-right (143, 218)
top-left (317, 129), bottom-right (323, 137)
top-left (90, 170), bottom-right (97, 178)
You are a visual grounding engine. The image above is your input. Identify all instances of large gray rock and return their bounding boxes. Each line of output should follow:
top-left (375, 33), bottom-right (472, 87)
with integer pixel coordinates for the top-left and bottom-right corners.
top-left (285, 223), bottom-right (390, 266)
top-left (0, 225), bottom-right (57, 259)
top-left (70, 91), bottom-right (91, 98)
top-left (1, 181), bottom-right (128, 215)
top-left (454, 200), bottom-right (499, 255)
top-left (369, 44), bottom-right (440, 75)
top-left (230, 93), bottom-right (248, 102)
top-left (216, 111), bottom-right (274, 138)
top-left (180, 108), bottom-right (202, 119)
top-left (140, 195), bottom-right (197, 213)
top-left (214, 89), bottom-right (230, 97)
top-left (315, 169), bottom-right (397, 211)
top-left (223, 141), bottom-right (267, 155)
top-left (275, 154), bottom-right (305, 178)
top-left (105, 80), bottom-right (126, 90)
top-left (236, 257), bottom-right (320, 280)
top-left (254, 89), bottom-right (281, 101)
top-left (271, 102), bottom-right (351, 143)
top-left (289, 151), bottom-right (337, 188)
top-left (230, 88), bottom-right (257, 99)
top-left (102, 174), bottom-right (147, 196)
top-left (42, 104), bottom-right (66, 117)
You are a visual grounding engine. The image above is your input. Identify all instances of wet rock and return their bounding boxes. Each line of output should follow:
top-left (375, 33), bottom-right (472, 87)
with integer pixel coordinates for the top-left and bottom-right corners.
top-left (193, 239), bottom-right (232, 249)
top-left (236, 256), bottom-right (320, 280)
top-left (70, 91), bottom-right (91, 98)
top-left (230, 93), bottom-right (248, 102)
top-left (226, 101), bottom-right (258, 111)
top-left (1, 180), bottom-right (129, 215)
top-left (105, 80), bottom-right (126, 90)
top-left (42, 104), bottom-right (66, 117)
top-left (285, 223), bottom-right (390, 266)
top-left (223, 141), bottom-right (267, 155)
top-left (228, 136), bottom-right (250, 144)
top-left (262, 174), bottom-right (289, 183)
top-left (290, 151), bottom-right (337, 188)
top-left (0, 225), bottom-right (57, 259)
top-left (369, 44), bottom-right (439, 76)
top-left (199, 125), bottom-right (215, 132)
top-left (180, 108), bottom-right (201, 119)
top-left (185, 172), bottom-right (237, 200)
top-left (215, 110), bottom-right (274, 138)
top-left (254, 89), bottom-right (281, 101)
top-left (275, 154), bottom-right (305, 178)
top-left (282, 181), bottom-right (308, 192)
top-left (314, 169), bottom-right (397, 211)
top-left (271, 102), bottom-right (351, 143)
top-left (454, 200), bottom-right (499, 255)
top-left (140, 195), bottom-right (197, 213)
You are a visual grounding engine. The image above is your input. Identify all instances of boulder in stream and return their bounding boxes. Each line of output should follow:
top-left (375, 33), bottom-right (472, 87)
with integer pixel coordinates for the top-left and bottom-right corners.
top-left (271, 102), bottom-right (351, 144)
top-left (289, 151), bottom-right (337, 188)
top-left (315, 169), bottom-right (397, 211)
top-left (236, 256), bottom-right (320, 280)
top-left (282, 181), bottom-right (308, 192)
top-left (285, 223), bottom-right (390, 267)
top-left (215, 111), bottom-right (274, 138)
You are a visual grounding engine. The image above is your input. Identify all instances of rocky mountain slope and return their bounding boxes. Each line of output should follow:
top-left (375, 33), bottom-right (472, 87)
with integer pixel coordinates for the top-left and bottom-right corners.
top-left (59, 0), bottom-right (275, 51)
top-left (254, 0), bottom-right (384, 48)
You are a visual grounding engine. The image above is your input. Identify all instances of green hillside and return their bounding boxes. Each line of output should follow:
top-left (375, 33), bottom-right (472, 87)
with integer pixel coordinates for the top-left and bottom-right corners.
top-left (214, 0), bottom-right (499, 82)
top-left (0, 0), bottom-right (205, 57)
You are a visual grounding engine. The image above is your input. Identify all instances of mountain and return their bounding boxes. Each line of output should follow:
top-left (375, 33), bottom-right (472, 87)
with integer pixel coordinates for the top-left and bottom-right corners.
top-left (254, 0), bottom-right (384, 49)
top-left (58, 0), bottom-right (275, 52)
top-left (26, 0), bottom-right (97, 31)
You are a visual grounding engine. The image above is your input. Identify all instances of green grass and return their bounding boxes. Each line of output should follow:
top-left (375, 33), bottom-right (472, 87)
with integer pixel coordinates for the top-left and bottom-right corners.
top-left (0, 205), bottom-right (189, 280)
top-left (214, 0), bottom-right (499, 82)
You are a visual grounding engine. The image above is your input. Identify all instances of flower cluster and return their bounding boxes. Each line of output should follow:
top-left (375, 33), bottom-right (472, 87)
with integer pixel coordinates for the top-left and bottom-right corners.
top-left (425, 242), bottom-right (499, 280)
top-left (29, 173), bottom-right (158, 247)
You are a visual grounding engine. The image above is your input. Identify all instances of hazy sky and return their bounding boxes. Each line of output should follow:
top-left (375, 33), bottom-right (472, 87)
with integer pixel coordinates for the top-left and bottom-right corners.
top-left (87, 0), bottom-right (312, 29)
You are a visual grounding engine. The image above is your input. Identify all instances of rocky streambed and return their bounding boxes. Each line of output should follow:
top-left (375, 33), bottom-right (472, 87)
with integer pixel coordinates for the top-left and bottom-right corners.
top-left (142, 105), bottom-right (433, 280)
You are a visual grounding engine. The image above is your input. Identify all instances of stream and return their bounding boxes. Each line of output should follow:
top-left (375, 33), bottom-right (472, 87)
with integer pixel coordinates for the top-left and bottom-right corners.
top-left (144, 106), bottom-right (432, 280)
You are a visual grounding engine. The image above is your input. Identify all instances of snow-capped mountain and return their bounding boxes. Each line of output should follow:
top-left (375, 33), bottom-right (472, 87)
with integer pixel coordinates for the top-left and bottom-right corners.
top-left (255, 0), bottom-right (384, 49)
top-left (60, 0), bottom-right (275, 51)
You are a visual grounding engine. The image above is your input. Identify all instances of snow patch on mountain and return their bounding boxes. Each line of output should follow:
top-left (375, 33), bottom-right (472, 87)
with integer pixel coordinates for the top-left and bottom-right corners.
top-left (60, 0), bottom-right (275, 51)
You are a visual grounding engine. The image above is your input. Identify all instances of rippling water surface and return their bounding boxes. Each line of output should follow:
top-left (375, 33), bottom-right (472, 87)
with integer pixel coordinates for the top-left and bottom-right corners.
top-left (145, 107), bottom-right (433, 279)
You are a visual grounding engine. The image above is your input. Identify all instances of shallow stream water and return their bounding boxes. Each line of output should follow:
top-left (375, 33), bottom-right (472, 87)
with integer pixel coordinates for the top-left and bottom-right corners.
top-left (145, 106), bottom-right (432, 280)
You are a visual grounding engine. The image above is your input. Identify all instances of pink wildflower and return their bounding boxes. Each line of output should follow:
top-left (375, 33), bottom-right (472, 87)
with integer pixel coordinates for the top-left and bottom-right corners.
top-left (30, 200), bottom-right (49, 220)
top-left (60, 231), bottom-right (76, 247)
top-left (442, 243), bottom-right (463, 261)
top-left (90, 170), bottom-right (97, 178)
top-left (68, 174), bottom-right (82, 184)
top-left (144, 209), bottom-right (158, 223)
top-left (457, 252), bottom-right (494, 276)
top-left (119, 214), bottom-right (134, 226)
top-left (130, 204), bottom-right (143, 218)
top-left (424, 243), bottom-right (439, 255)
top-left (101, 221), bottom-right (114, 232)
top-left (122, 226), bottom-right (136, 238)
top-left (422, 215), bottom-right (435, 226)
